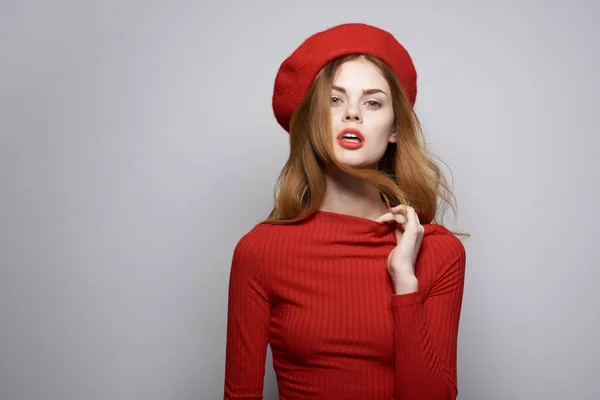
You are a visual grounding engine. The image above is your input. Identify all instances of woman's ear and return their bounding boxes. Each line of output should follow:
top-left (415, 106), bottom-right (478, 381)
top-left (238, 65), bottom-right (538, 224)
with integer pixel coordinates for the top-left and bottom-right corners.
top-left (389, 131), bottom-right (398, 143)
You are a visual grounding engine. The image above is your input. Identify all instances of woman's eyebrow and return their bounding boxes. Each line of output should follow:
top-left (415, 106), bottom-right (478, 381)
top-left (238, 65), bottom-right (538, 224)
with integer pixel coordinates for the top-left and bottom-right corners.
top-left (331, 85), bottom-right (388, 96)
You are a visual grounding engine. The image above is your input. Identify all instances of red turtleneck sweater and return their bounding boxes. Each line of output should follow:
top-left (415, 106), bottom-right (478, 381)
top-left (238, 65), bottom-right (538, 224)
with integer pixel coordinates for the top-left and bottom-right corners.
top-left (224, 210), bottom-right (466, 400)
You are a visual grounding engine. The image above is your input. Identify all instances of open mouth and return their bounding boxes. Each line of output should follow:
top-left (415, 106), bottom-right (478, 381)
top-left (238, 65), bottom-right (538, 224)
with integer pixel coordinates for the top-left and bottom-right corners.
top-left (337, 128), bottom-right (365, 149)
top-left (339, 133), bottom-right (362, 142)
top-left (337, 128), bottom-right (365, 142)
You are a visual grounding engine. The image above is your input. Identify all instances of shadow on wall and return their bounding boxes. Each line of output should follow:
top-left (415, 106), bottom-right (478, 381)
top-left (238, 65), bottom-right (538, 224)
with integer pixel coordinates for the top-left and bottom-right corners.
top-left (264, 346), bottom-right (278, 400)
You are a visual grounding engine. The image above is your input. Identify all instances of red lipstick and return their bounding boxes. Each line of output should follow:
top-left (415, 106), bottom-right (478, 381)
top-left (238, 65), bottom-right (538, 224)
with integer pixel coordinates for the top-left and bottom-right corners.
top-left (336, 128), bottom-right (365, 150)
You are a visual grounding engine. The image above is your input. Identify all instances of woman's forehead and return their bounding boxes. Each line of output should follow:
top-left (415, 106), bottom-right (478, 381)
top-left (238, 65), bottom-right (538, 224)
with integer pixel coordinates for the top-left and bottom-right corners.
top-left (332, 59), bottom-right (389, 92)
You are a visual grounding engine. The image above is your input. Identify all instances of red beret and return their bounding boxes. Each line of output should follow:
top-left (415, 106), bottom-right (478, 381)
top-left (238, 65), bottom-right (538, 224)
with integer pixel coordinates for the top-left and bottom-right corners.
top-left (272, 23), bottom-right (417, 133)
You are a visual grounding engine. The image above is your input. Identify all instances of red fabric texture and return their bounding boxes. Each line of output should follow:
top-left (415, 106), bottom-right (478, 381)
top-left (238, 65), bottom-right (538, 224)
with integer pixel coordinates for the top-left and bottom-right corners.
top-left (224, 210), bottom-right (466, 400)
top-left (272, 23), bottom-right (418, 133)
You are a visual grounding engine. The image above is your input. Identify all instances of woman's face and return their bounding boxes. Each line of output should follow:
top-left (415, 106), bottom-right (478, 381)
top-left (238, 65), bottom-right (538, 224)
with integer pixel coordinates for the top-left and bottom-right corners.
top-left (329, 58), bottom-right (397, 169)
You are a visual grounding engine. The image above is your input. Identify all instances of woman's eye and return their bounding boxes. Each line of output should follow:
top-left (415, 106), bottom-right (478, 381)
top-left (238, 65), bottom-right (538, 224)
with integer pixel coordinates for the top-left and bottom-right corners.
top-left (366, 100), bottom-right (382, 108)
top-left (330, 96), bottom-right (343, 105)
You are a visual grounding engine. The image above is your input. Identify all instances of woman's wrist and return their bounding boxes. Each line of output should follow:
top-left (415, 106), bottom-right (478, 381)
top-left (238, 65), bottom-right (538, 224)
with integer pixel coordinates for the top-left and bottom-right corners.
top-left (393, 274), bottom-right (418, 295)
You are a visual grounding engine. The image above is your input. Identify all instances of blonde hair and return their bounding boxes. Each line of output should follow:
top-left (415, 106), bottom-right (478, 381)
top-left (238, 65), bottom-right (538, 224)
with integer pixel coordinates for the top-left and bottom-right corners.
top-left (261, 54), bottom-right (464, 235)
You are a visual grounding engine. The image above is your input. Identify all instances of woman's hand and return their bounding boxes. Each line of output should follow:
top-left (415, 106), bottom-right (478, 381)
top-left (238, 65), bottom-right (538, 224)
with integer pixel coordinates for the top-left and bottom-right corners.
top-left (375, 204), bottom-right (424, 294)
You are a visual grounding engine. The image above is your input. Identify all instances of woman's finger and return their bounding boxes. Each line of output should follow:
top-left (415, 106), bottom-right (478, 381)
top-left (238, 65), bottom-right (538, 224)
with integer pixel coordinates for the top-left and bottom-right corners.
top-left (389, 204), bottom-right (417, 218)
top-left (405, 206), bottom-right (424, 237)
top-left (405, 206), bottom-right (418, 227)
top-left (375, 212), bottom-right (395, 223)
top-left (375, 212), bottom-right (407, 224)
top-left (389, 204), bottom-right (408, 214)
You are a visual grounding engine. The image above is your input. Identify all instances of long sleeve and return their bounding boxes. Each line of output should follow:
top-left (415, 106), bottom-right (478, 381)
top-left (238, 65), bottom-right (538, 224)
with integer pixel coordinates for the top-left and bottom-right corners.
top-left (391, 233), bottom-right (466, 400)
top-left (224, 233), bottom-right (271, 400)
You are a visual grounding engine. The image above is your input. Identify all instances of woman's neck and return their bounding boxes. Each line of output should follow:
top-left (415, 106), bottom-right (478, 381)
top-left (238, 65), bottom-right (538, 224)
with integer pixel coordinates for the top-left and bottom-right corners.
top-left (319, 168), bottom-right (389, 221)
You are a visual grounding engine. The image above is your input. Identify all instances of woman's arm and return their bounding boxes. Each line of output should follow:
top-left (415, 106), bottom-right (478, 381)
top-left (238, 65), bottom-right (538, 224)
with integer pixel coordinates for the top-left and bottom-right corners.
top-left (224, 233), bottom-right (271, 400)
top-left (391, 233), bottom-right (466, 400)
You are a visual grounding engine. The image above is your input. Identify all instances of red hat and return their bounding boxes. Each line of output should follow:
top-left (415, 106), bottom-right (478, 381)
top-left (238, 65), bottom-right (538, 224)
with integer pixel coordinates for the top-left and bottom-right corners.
top-left (272, 23), bottom-right (417, 133)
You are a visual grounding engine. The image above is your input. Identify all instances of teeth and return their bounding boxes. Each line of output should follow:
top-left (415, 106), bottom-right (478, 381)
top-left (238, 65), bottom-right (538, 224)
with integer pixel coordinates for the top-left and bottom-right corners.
top-left (343, 134), bottom-right (358, 139)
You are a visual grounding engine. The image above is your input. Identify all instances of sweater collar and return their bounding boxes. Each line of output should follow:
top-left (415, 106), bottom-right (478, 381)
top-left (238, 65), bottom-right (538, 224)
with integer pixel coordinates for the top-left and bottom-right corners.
top-left (302, 209), bottom-right (437, 241)
top-left (307, 210), bottom-right (396, 239)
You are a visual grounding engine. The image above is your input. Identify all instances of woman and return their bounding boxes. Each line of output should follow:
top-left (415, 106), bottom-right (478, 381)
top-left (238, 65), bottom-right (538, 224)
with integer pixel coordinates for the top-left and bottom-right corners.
top-left (224, 22), bottom-right (467, 400)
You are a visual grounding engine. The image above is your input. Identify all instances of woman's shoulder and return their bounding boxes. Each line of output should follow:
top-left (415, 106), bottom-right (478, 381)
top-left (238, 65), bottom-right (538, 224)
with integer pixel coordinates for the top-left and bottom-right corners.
top-left (228, 224), bottom-right (273, 274)
top-left (422, 223), bottom-right (467, 269)
top-left (231, 222), bottom-right (285, 260)
top-left (233, 222), bottom-right (273, 250)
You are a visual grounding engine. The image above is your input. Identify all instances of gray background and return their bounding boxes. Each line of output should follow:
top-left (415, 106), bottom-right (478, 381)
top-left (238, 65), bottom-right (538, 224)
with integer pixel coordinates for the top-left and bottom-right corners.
top-left (1, 1), bottom-right (599, 399)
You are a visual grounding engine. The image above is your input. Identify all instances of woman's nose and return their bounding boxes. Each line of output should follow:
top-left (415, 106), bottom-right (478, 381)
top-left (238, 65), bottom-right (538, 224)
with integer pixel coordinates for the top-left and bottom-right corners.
top-left (343, 106), bottom-right (362, 122)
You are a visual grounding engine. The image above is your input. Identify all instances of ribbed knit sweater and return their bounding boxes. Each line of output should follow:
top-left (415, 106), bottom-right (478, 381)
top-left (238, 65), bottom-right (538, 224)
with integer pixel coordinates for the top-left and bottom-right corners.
top-left (224, 210), bottom-right (466, 400)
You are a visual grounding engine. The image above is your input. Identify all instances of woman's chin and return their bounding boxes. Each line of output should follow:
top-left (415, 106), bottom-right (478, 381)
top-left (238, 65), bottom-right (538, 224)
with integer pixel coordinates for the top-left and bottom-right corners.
top-left (337, 158), bottom-right (378, 170)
